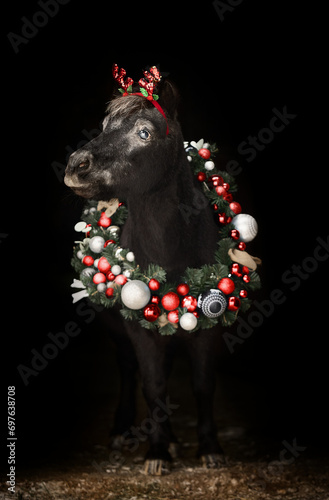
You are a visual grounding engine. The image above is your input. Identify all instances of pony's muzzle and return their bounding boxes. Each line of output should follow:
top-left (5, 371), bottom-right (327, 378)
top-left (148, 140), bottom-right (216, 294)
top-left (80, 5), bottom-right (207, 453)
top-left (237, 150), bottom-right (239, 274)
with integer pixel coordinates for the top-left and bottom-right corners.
top-left (66, 150), bottom-right (94, 176)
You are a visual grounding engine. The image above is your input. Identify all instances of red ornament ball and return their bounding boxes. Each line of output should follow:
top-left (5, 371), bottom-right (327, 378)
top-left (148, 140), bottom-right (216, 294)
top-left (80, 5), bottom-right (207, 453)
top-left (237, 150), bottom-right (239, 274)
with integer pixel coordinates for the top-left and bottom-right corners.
top-left (177, 283), bottom-right (190, 296)
top-left (215, 185), bottom-right (227, 196)
top-left (242, 266), bottom-right (250, 275)
top-left (151, 295), bottom-right (161, 305)
top-left (239, 289), bottom-right (248, 298)
top-left (210, 175), bottom-right (223, 187)
top-left (97, 256), bottom-right (111, 273)
top-left (168, 310), bottom-right (179, 323)
top-left (227, 296), bottom-right (241, 311)
top-left (181, 295), bottom-right (198, 312)
top-left (105, 287), bottom-right (114, 298)
top-left (161, 292), bottom-right (180, 311)
top-left (82, 255), bottom-right (94, 266)
top-left (93, 272), bottom-right (106, 284)
top-left (104, 239), bottom-right (116, 247)
top-left (231, 263), bottom-right (242, 277)
top-left (143, 304), bottom-right (161, 322)
top-left (238, 241), bottom-right (246, 251)
top-left (114, 274), bottom-right (128, 286)
top-left (97, 214), bottom-right (112, 228)
top-left (230, 229), bottom-right (240, 240)
top-left (223, 192), bottom-right (233, 203)
top-left (217, 277), bottom-right (235, 295)
top-left (242, 274), bottom-right (251, 283)
top-left (229, 201), bottom-right (242, 214)
top-left (197, 172), bottom-right (206, 182)
top-left (149, 279), bottom-right (160, 291)
top-left (106, 271), bottom-right (115, 281)
top-left (198, 148), bottom-right (211, 159)
top-left (218, 213), bottom-right (228, 224)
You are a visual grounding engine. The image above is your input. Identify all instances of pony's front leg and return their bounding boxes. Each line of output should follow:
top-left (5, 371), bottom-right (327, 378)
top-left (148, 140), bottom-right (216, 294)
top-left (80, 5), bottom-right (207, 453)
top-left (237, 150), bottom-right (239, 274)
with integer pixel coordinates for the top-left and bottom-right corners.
top-left (124, 322), bottom-right (176, 475)
top-left (187, 327), bottom-right (225, 468)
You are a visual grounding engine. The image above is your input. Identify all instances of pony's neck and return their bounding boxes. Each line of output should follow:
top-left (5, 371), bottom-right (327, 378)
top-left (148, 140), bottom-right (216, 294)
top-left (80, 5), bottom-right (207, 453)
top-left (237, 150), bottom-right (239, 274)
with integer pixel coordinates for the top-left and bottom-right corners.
top-left (120, 165), bottom-right (196, 278)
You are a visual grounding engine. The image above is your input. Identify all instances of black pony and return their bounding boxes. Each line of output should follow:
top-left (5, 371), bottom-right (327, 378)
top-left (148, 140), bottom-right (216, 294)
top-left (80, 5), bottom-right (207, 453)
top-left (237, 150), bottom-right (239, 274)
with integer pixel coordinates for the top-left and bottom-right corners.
top-left (65, 70), bottom-right (225, 474)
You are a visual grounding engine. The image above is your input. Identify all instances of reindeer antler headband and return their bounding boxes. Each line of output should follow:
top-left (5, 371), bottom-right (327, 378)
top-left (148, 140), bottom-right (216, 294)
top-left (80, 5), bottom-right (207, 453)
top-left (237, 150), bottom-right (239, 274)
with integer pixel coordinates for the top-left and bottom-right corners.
top-left (112, 64), bottom-right (169, 135)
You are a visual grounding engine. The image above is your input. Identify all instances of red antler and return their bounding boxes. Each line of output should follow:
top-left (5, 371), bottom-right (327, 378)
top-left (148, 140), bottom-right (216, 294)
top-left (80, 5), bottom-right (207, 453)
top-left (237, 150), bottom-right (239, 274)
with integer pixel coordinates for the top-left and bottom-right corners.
top-left (112, 64), bottom-right (134, 94)
top-left (138, 66), bottom-right (162, 100)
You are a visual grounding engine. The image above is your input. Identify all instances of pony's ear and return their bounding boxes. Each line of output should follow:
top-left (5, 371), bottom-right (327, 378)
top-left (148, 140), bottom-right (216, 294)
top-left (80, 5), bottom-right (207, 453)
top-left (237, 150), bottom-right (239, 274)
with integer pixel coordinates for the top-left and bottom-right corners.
top-left (158, 80), bottom-right (180, 120)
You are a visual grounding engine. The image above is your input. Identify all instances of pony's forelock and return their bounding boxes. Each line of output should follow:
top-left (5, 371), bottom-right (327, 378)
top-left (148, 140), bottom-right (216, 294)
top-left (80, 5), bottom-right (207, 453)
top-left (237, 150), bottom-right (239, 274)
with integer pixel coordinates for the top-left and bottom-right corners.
top-left (106, 94), bottom-right (152, 120)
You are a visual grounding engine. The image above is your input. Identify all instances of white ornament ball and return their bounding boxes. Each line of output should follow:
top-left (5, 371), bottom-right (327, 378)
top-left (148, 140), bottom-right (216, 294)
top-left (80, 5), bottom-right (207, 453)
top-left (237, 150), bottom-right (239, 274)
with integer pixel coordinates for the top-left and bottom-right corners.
top-left (179, 312), bottom-right (198, 331)
top-left (204, 160), bottom-right (215, 171)
top-left (126, 251), bottom-right (135, 262)
top-left (77, 250), bottom-right (84, 260)
top-left (232, 213), bottom-right (258, 243)
top-left (123, 270), bottom-right (132, 278)
top-left (121, 280), bottom-right (151, 310)
top-left (94, 258), bottom-right (100, 268)
top-left (111, 265), bottom-right (122, 276)
top-left (97, 283), bottom-right (107, 293)
top-left (89, 236), bottom-right (105, 253)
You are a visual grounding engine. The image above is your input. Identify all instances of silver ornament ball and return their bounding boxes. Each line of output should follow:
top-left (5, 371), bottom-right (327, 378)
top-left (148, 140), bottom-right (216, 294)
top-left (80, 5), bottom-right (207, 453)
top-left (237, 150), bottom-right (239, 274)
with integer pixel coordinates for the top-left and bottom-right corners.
top-left (121, 280), bottom-right (151, 310)
top-left (232, 213), bottom-right (258, 243)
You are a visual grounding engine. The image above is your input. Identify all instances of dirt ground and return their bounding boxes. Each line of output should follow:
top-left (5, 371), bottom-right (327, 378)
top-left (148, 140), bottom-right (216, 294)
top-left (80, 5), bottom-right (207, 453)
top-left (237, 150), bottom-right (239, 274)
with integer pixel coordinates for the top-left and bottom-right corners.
top-left (2, 341), bottom-right (329, 500)
top-left (2, 429), bottom-right (329, 500)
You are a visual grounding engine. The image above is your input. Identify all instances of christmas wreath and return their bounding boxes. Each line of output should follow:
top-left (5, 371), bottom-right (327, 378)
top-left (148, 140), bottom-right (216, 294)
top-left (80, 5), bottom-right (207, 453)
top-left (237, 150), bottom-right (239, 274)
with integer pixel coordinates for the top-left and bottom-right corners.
top-left (70, 139), bottom-right (261, 335)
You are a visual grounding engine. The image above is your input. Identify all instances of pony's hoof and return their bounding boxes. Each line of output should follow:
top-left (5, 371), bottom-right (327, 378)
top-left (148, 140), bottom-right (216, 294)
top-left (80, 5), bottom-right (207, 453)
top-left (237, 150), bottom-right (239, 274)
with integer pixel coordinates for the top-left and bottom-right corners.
top-left (201, 453), bottom-right (226, 469)
top-left (143, 459), bottom-right (171, 475)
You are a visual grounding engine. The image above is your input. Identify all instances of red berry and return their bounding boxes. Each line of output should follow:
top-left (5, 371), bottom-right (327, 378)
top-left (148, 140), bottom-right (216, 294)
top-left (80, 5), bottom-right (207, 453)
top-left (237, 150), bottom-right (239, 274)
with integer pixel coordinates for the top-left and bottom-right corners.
top-left (198, 148), bottom-right (211, 159)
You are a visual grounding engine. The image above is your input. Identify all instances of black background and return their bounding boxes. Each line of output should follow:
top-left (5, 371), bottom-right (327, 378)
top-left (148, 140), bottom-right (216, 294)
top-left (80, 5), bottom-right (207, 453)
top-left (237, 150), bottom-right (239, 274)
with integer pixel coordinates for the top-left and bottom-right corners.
top-left (2, 0), bottom-right (327, 469)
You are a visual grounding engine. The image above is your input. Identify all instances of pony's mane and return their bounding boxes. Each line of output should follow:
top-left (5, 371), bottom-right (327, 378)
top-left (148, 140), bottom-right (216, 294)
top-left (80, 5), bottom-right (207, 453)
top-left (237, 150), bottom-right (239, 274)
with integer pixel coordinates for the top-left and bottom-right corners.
top-left (106, 94), bottom-right (152, 119)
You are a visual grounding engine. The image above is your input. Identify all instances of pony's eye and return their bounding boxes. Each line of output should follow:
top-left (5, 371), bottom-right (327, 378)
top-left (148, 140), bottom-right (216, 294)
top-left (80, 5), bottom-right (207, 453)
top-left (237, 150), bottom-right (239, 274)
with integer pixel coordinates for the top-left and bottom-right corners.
top-left (138, 129), bottom-right (150, 140)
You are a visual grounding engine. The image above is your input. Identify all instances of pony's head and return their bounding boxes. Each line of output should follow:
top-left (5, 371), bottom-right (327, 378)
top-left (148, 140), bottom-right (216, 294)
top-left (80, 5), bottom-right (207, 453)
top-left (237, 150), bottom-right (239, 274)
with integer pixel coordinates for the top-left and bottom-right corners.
top-left (64, 67), bottom-right (183, 200)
